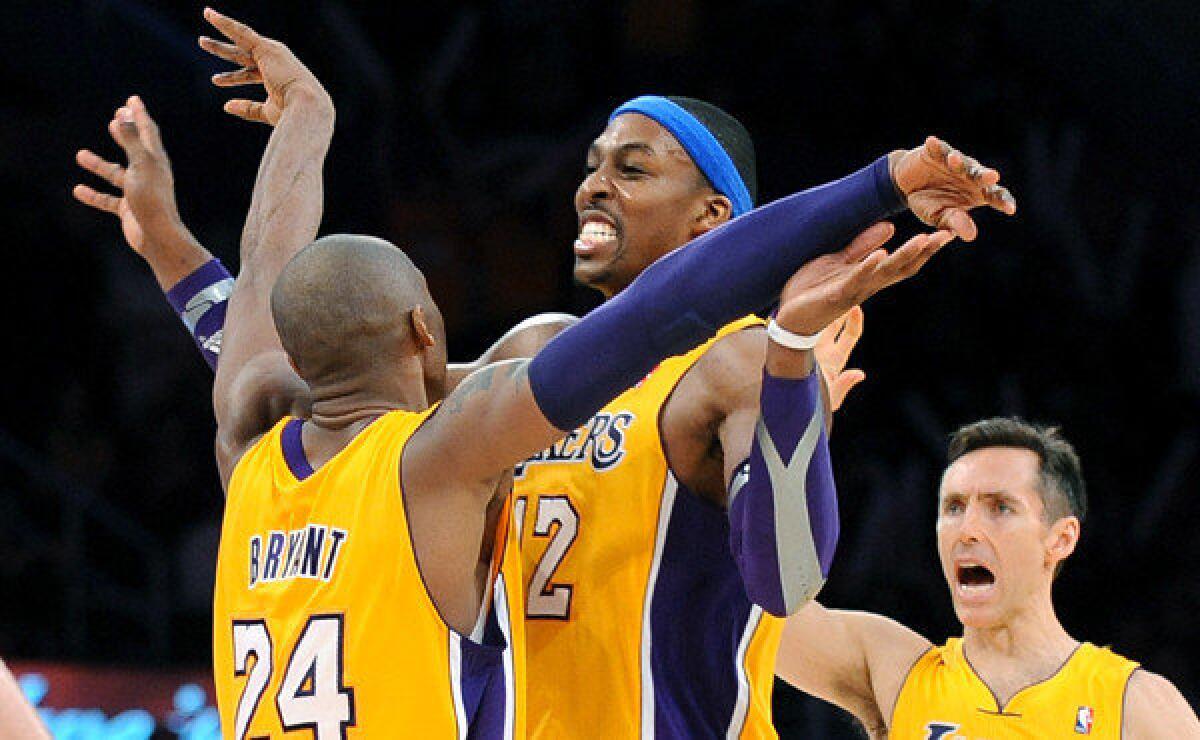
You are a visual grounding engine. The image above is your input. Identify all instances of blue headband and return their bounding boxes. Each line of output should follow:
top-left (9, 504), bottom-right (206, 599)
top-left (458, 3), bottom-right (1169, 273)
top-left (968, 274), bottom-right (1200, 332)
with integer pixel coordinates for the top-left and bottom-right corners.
top-left (609, 95), bottom-right (753, 217)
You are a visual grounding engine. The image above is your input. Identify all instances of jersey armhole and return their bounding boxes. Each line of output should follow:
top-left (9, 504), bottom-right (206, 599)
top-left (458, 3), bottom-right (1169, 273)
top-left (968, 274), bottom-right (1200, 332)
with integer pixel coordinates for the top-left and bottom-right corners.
top-left (885, 644), bottom-right (936, 733)
top-left (655, 321), bottom-right (766, 499)
top-left (1119, 666), bottom-right (1141, 740)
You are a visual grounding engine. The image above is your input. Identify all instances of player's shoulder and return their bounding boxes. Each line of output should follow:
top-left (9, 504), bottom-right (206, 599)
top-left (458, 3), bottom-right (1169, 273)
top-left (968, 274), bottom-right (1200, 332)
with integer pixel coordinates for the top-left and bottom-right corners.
top-left (682, 318), bottom-right (767, 391)
top-left (1122, 668), bottom-right (1200, 738)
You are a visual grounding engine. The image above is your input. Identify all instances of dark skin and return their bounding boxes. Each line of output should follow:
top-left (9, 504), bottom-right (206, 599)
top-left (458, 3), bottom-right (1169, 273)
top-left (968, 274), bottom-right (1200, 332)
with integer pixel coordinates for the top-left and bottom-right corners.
top-left (79, 41), bottom-right (1011, 637)
top-left (575, 114), bottom-right (1011, 506)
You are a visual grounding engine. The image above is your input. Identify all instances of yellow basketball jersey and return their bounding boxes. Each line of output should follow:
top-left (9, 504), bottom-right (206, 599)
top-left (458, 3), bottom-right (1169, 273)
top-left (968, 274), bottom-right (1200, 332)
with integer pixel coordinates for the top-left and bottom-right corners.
top-left (891, 638), bottom-right (1138, 739)
top-left (515, 316), bottom-right (782, 739)
top-left (214, 410), bottom-right (526, 739)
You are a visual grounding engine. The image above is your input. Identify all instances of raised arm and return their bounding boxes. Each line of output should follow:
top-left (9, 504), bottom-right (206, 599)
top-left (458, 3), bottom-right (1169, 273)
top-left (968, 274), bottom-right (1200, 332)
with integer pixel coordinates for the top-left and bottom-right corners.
top-left (201, 9), bottom-right (335, 485)
top-left (775, 602), bottom-right (931, 735)
top-left (74, 97), bottom-right (230, 370)
top-left (409, 142), bottom-right (1013, 490)
top-left (444, 312), bottom-right (577, 391)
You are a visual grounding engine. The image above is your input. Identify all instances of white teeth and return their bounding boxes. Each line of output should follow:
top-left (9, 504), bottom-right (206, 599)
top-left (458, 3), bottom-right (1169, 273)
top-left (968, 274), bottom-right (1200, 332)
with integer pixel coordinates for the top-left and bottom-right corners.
top-left (580, 222), bottom-right (617, 241)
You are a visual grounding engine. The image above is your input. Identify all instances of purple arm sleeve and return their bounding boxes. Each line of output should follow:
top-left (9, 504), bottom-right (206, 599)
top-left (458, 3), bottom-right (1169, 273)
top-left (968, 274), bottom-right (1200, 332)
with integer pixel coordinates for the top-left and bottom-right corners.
top-left (528, 155), bottom-right (903, 430)
top-left (164, 259), bottom-right (233, 371)
top-left (729, 368), bottom-right (836, 616)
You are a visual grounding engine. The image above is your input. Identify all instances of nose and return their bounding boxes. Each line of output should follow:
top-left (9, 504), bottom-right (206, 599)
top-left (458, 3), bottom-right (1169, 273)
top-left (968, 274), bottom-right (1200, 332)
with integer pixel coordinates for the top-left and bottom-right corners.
top-left (577, 165), bottom-right (614, 206)
top-left (958, 502), bottom-right (985, 543)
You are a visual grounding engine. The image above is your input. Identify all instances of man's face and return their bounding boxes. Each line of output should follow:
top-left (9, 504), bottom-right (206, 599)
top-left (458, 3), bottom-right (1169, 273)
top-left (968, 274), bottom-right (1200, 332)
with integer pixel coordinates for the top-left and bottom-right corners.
top-left (572, 113), bottom-right (726, 298)
top-left (936, 447), bottom-right (1073, 628)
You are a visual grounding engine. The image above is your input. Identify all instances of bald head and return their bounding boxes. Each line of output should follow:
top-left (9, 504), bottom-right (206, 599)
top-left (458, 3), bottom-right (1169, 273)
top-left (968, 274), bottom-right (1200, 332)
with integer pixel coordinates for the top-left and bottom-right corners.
top-left (271, 234), bottom-right (442, 383)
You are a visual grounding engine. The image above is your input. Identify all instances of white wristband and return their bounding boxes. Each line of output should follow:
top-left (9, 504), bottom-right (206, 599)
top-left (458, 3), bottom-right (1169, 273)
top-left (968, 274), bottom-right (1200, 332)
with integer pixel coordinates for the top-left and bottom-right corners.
top-left (766, 318), bottom-right (821, 350)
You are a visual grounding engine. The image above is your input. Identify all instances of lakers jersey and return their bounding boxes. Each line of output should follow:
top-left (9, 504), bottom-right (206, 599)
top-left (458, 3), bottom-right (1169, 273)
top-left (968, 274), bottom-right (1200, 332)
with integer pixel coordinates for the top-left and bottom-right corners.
top-left (214, 410), bottom-right (526, 739)
top-left (891, 638), bottom-right (1139, 739)
top-left (515, 316), bottom-right (782, 739)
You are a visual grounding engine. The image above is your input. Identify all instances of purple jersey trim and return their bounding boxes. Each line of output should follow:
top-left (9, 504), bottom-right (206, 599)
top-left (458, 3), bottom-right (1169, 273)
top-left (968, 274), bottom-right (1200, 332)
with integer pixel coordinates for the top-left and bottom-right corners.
top-left (280, 418), bottom-right (315, 481)
top-left (459, 606), bottom-right (509, 738)
top-left (649, 481), bottom-right (763, 738)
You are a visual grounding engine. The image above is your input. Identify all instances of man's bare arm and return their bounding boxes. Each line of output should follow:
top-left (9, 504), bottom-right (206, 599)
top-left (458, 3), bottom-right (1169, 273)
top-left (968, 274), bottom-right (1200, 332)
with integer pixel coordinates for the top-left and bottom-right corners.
top-left (204, 9), bottom-right (334, 486)
top-left (445, 313), bottom-right (577, 391)
top-left (776, 602), bottom-right (931, 734)
top-left (1122, 669), bottom-right (1200, 738)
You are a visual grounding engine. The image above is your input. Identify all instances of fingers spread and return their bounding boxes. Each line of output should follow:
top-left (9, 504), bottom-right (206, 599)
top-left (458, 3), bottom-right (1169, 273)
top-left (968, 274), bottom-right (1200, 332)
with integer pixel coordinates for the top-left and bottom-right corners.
top-left (76, 149), bottom-right (125, 187)
top-left (843, 305), bottom-right (865, 344)
top-left (223, 98), bottom-right (269, 124)
top-left (127, 95), bottom-right (165, 155)
top-left (73, 184), bottom-right (120, 214)
top-left (212, 67), bottom-right (263, 87)
top-left (842, 221), bottom-right (895, 262)
top-left (203, 7), bottom-right (259, 49)
top-left (199, 36), bottom-right (254, 66)
top-left (938, 208), bottom-right (978, 242)
top-left (986, 184), bottom-right (1018, 215)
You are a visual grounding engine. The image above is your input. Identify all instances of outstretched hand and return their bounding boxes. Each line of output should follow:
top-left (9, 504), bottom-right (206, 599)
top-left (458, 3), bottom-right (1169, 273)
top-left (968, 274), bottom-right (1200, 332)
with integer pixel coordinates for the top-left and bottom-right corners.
top-left (199, 7), bottom-right (330, 126)
top-left (814, 307), bottom-right (866, 412)
top-left (73, 96), bottom-right (191, 259)
top-left (776, 222), bottom-right (953, 337)
top-left (890, 136), bottom-right (1016, 242)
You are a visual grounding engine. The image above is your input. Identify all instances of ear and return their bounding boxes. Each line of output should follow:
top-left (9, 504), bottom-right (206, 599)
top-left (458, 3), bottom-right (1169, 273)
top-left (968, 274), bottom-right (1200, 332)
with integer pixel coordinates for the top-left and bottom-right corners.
top-left (1044, 516), bottom-right (1080, 569)
top-left (409, 306), bottom-right (436, 349)
top-left (689, 192), bottom-right (733, 238)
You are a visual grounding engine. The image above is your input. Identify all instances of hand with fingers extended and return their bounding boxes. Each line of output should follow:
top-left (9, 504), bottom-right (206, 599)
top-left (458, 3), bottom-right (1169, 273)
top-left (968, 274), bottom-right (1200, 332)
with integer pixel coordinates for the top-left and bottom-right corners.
top-left (73, 96), bottom-right (209, 287)
top-left (814, 307), bottom-right (867, 412)
top-left (199, 7), bottom-right (332, 126)
top-left (776, 222), bottom-right (953, 338)
top-left (888, 136), bottom-right (1017, 242)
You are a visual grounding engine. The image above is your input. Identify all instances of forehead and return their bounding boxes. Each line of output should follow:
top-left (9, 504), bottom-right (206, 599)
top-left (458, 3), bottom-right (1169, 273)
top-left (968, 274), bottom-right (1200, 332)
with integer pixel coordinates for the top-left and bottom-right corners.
top-left (589, 113), bottom-right (692, 162)
top-left (939, 447), bottom-right (1042, 502)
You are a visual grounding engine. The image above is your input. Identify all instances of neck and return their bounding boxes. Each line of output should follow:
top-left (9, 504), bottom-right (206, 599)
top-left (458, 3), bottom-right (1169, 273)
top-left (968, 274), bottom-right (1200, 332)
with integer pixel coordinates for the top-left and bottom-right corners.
top-left (961, 586), bottom-right (1076, 665)
top-left (306, 360), bottom-right (430, 431)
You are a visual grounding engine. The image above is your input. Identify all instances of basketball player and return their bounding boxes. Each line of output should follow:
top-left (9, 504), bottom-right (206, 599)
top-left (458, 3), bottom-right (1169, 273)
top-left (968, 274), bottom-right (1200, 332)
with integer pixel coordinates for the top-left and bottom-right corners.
top-left (77, 77), bottom-right (1014, 737)
top-left (774, 417), bottom-right (1200, 738)
top-left (82, 9), bottom-right (1007, 737)
top-left (0, 659), bottom-right (49, 739)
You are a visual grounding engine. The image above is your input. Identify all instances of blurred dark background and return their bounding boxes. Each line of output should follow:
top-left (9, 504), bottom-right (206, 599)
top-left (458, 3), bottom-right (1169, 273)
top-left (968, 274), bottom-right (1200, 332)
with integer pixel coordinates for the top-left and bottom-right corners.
top-left (1, 0), bottom-right (1197, 736)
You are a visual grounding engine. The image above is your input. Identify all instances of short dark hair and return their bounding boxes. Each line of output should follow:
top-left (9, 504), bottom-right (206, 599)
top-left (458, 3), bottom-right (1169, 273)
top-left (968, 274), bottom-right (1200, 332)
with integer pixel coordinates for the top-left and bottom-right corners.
top-left (667, 96), bottom-right (758, 205)
top-left (946, 417), bottom-right (1087, 525)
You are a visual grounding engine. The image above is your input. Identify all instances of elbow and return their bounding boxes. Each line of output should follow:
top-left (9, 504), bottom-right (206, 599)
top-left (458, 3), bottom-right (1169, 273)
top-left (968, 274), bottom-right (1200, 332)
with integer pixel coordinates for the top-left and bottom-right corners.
top-left (750, 570), bottom-right (827, 618)
top-left (734, 541), bottom-right (830, 617)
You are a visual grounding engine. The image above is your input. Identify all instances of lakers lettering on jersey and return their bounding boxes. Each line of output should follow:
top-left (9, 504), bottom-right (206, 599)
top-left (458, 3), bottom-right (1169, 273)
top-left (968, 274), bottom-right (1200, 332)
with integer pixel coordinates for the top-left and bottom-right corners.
top-left (515, 316), bottom-right (783, 739)
top-left (891, 638), bottom-right (1139, 740)
top-left (214, 410), bottom-right (525, 739)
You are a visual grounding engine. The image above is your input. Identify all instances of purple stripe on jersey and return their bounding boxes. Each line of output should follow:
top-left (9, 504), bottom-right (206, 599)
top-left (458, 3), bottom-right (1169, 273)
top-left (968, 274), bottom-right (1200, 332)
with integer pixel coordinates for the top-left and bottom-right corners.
top-left (650, 482), bottom-right (759, 738)
top-left (461, 608), bottom-right (508, 739)
top-left (280, 418), bottom-right (315, 480)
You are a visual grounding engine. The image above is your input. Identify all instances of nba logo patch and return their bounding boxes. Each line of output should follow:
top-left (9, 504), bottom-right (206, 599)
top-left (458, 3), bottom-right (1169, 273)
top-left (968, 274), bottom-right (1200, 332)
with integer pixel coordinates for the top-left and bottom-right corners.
top-left (1074, 706), bottom-right (1094, 734)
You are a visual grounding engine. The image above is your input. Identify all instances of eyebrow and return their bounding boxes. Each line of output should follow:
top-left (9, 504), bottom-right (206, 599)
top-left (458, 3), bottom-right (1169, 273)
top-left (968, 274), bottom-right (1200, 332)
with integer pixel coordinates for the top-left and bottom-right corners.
top-left (588, 141), bottom-right (658, 159)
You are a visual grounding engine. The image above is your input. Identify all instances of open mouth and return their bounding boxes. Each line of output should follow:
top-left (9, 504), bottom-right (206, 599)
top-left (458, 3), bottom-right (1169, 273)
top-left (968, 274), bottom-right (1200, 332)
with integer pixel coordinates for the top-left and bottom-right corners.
top-left (955, 562), bottom-right (996, 595)
top-left (575, 212), bottom-right (620, 257)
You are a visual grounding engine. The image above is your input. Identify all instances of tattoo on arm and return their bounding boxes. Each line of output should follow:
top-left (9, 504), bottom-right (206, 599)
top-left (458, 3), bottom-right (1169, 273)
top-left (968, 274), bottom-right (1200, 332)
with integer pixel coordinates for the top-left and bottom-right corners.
top-left (440, 360), bottom-right (528, 416)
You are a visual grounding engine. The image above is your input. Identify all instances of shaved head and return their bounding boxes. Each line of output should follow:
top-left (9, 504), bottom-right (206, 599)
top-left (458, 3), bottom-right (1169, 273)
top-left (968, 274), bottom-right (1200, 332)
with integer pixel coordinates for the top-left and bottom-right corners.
top-left (271, 234), bottom-right (444, 384)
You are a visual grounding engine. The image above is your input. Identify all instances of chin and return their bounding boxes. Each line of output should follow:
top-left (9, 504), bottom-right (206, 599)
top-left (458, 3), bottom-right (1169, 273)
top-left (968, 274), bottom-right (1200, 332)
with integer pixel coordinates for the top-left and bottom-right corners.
top-left (953, 600), bottom-right (1007, 630)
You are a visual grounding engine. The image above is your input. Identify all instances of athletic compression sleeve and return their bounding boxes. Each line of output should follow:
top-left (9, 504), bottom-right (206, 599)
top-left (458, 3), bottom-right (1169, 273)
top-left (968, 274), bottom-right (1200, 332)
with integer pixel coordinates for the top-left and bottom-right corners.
top-left (729, 368), bottom-right (835, 616)
top-left (164, 258), bottom-right (233, 371)
top-left (528, 155), bottom-right (903, 430)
